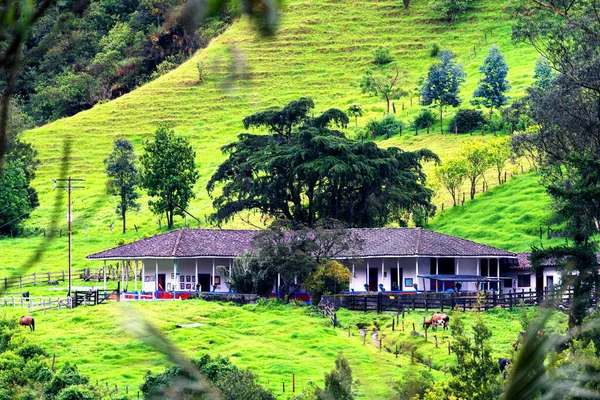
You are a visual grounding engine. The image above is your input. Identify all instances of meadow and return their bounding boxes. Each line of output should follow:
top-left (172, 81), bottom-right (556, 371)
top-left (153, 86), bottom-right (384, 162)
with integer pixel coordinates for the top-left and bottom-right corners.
top-left (0, 299), bottom-right (567, 398)
top-left (1, 0), bottom-right (549, 274)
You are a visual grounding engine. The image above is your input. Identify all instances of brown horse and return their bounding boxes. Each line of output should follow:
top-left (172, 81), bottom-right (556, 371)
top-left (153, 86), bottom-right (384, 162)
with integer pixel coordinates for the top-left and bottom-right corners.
top-left (423, 313), bottom-right (449, 330)
top-left (20, 316), bottom-right (34, 332)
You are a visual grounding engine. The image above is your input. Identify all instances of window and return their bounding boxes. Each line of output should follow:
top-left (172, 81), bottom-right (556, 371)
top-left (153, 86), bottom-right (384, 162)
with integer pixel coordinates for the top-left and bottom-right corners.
top-left (517, 275), bottom-right (531, 288)
top-left (503, 279), bottom-right (513, 288)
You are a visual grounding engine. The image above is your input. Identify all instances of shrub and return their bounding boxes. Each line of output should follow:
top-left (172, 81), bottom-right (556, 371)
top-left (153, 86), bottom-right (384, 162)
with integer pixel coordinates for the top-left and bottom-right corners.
top-left (412, 108), bottom-right (436, 131)
top-left (448, 109), bottom-right (485, 133)
top-left (372, 46), bottom-right (393, 65)
top-left (435, 0), bottom-right (470, 22)
top-left (365, 115), bottom-right (404, 138)
top-left (303, 260), bottom-right (351, 304)
top-left (430, 43), bottom-right (440, 57)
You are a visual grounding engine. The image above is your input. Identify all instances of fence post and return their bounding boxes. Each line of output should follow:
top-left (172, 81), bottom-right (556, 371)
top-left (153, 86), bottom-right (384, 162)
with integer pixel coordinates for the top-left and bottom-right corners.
top-left (62, 270), bottom-right (65, 281)
top-left (11, 296), bottom-right (14, 307)
top-left (33, 273), bottom-right (36, 286)
top-left (448, 341), bottom-right (451, 355)
top-left (5, 277), bottom-right (7, 289)
top-left (21, 297), bottom-right (23, 308)
top-left (28, 301), bottom-right (31, 315)
top-left (47, 272), bottom-right (51, 283)
top-left (43, 301), bottom-right (46, 314)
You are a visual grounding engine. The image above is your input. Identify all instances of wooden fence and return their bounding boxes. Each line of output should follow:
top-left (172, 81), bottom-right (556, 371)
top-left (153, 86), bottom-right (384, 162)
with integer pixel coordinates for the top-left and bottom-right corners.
top-left (320, 288), bottom-right (579, 313)
top-left (1, 265), bottom-right (141, 289)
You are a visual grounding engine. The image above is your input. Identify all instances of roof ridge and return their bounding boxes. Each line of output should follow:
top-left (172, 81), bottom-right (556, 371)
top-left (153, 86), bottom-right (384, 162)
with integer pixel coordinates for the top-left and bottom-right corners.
top-left (172, 229), bottom-right (184, 257)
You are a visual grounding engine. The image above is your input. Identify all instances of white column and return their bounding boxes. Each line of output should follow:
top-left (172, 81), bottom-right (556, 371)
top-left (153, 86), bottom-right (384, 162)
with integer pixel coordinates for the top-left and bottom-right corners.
top-left (173, 259), bottom-right (177, 293)
top-left (415, 258), bottom-right (419, 278)
top-left (381, 259), bottom-right (385, 289)
top-left (456, 258), bottom-right (460, 275)
top-left (277, 273), bottom-right (281, 289)
top-left (195, 259), bottom-right (198, 290)
top-left (155, 260), bottom-right (158, 293)
top-left (103, 260), bottom-right (107, 291)
top-left (366, 260), bottom-right (370, 290)
top-left (212, 259), bottom-right (215, 290)
top-left (396, 258), bottom-right (400, 291)
top-left (477, 258), bottom-right (481, 276)
top-left (497, 257), bottom-right (500, 292)
top-left (134, 261), bottom-right (138, 293)
top-left (142, 261), bottom-right (145, 292)
top-left (351, 264), bottom-right (355, 290)
top-left (435, 257), bottom-right (439, 292)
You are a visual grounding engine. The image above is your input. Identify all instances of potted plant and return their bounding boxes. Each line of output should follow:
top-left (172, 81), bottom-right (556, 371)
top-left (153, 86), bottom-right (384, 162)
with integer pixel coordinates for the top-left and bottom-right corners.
top-left (363, 283), bottom-right (369, 292)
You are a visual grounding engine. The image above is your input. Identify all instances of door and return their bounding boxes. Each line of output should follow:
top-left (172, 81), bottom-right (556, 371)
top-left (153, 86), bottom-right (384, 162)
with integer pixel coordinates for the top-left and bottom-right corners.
top-left (438, 258), bottom-right (455, 291)
top-left (198, 274), bottom-right (211, 292)
top-left (368, 267), bottom-right (378, 291)
top-left (390, 268), bottom-right (403, 291)
top-left (546, 275), bottom-right (554, 289)
top-left (157, 274), bottom-right (166, 292)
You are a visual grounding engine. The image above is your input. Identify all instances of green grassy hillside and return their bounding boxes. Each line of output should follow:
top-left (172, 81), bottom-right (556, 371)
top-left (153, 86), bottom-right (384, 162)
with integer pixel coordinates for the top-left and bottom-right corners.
top-left (2, 0), bottom-right (546, 274)
top-left (1, 300), bottom-right (564, 398)
top-left (427, 172), bottom-right (561, 251)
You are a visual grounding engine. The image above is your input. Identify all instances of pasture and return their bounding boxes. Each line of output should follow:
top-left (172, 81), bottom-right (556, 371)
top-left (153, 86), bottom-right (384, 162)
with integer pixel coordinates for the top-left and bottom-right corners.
top-left (1, 0), bottom-right (549, 275)
top-left (1, 299), bottom-right (567, 398)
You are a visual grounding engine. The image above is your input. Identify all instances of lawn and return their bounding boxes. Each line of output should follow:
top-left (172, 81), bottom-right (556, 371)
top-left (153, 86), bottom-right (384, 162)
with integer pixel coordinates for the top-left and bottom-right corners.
top-left (0, 299), bottom-right (566, 398)
top-left (1, 0), bottom-right (545, 276)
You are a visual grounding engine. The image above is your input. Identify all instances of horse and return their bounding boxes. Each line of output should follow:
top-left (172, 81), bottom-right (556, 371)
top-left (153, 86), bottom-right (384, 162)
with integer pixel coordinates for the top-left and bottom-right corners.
top-left (423, 313), bottom-right (449, 330)
top-left (20, 316), bottom-right (35, 332)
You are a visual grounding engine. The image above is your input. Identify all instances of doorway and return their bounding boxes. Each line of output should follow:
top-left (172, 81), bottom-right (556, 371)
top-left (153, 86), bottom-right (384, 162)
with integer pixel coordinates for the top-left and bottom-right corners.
top-left (546, 275), bottom-right (554, 289)
top-left (368, 267), bottom-right (379, 291)
top-left (157, 274), bottom-right (166, 292)
top-left (198, 274), bottom-right (211, 292)
top-left (390, 268), bottom-right (403, 291)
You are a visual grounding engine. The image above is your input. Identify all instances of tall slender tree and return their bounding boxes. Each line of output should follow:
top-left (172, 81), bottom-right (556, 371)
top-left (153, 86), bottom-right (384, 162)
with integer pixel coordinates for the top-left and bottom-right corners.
top-left (472, 46), bottom-right (510, 120)
top-left (104, 138), bottom-right (140, 234)
top-left (346, 104), bottom-right (364, 130)
top-left (140, 124), bottom-right (199, 229)
top-left (421, 50), bottom-right (466, 134)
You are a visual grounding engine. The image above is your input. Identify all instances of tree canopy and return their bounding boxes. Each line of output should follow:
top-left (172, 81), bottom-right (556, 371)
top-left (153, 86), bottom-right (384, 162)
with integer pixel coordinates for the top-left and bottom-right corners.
top-left (207, 98), bottom-right (439, 227)
top-left (140, 124), bottom-right (198, 229)
top-left (472, 46), bottom-right (510, 117)
top-left (104, 138), bottom-right (140, 234)
top-left (421, 50), bottom-right (466, 133)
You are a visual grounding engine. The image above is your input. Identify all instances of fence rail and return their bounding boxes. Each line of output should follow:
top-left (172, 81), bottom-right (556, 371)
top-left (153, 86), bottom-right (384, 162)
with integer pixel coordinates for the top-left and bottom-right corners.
top-left (320, 288), bottom-right (580, 313)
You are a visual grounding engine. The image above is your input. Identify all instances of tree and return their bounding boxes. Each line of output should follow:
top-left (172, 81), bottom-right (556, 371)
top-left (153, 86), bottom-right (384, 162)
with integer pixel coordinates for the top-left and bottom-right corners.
top-left (315, 352), bottom-right (356, 400)
top-left (412, 108), bottom-right (436, 134)
top-left (421, 50), bottom-right (466, 134)
top-left (218, 252), bottom-right (273, 296)
top-left (487, 136), bottom-right (511, 184)
top-left (513, 0), bottom-right (600, 329)
top-left (434, 158), bottom-right (467, 206)
top-left (104, 138), bottom-right (140, 234)
top-left (447, 311), bottom-right (502, 399)
top-left (251, 219), bottom-right (360, 298)
top-left (435, 0), bottom-right (470, 22)
top-left (532, 58), bottom-right (554, 90)
top-left (458, 140), bottom-right (492, 200)
top-left (472, 46), bottom-right (510, 121)
top-left (140, 124), bottom-right (198, 229)
top-left (0, 102), bottom-right (38, 235)
top-left (372, 46), bottom-right (393, 65)
top-left (207, 98), bottom-right (439, 227)
top-left (303, 260), bottom-right (352, 304)
top-left (365, 115), bottom-right (404, 139)
top-left (361, 68), bottom-right (406, 114)
top-left (346, 104), bottom-right (364, 130)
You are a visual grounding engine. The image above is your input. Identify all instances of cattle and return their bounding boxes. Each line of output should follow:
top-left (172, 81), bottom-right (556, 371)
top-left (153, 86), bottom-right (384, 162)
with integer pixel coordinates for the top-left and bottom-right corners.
top-left (423, 313), bottom-right (449, 330)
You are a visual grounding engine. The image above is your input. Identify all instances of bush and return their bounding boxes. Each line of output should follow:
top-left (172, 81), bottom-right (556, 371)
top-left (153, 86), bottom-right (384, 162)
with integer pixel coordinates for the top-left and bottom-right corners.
top-left (430, 43), bottom-right (440, 57)
top-left (435, 0), bottom-right (471, 22)
top-left (372, 46), bottom-right (393, 65)
top-left (412, 109), bottom-right (436, 131)
top-left (448, 109), bottom-right (485, 133)
top-left (365, 115), bottom-right (404, 138)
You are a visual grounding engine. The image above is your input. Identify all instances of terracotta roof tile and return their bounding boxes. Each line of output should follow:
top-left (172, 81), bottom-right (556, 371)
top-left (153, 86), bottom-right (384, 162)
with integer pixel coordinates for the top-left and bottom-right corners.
top-left (86, 228), bottom-right (516, 260)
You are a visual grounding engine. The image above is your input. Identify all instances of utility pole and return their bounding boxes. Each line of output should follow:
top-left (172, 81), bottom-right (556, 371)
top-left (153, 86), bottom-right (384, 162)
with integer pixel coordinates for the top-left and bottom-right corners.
top-left (53, 177), bottom-right (84, 298)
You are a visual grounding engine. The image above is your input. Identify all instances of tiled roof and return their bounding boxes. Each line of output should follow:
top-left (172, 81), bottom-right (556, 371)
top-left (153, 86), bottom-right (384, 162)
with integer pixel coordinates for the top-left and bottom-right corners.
top-left (514, 252), bottom-right (600, 271)
top-left (86, 228), bottom-right (516, 260)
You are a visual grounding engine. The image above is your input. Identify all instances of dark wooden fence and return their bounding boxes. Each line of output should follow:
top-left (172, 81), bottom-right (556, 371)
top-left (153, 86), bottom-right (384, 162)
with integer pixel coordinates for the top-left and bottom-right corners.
top-left (320, 288), bottom-right (579, 313)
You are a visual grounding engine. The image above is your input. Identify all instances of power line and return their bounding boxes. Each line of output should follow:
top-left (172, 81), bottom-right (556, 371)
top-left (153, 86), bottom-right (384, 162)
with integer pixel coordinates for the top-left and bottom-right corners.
top-left (0, 209), bottom-right (32, 230)
top-left (52, 177), bottom-right (84, 298)
top-left (0, 189), bottom-right (38, 216)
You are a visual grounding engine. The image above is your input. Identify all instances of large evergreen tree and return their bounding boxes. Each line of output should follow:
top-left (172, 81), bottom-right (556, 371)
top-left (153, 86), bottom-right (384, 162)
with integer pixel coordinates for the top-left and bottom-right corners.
top-left (207, 98), bottom-right (439, 227)
top-left (421, 50), bottom-right (466, 134)
top-left (104, 138), bottom-right (140, 234)
top-left (472, 46), bottom-right (510, 119)
top-left (140, 124), bottom-right (198, 229)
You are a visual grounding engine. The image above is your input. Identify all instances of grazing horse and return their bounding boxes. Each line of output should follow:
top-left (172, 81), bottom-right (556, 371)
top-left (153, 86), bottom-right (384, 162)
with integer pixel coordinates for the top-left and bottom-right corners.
top-left (423, 313), bottom-right (449, 330)
top-left (19, 316), bottom-right (34, 332)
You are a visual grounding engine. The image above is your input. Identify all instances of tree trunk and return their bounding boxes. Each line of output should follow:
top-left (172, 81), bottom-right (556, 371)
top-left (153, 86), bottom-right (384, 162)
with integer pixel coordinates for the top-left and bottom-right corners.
top-left (439, 104), bottom-right (443, 134)
top-left (470, 178), bottom-right (476, 200)
top-left (386, 96), bottom-right (390, 114)
top-left (497, 170), bottom-right (502, 185)
top-left (355, 116), bottom-right (358, 129)
top-left (121, 193), bottom-right (127, 234)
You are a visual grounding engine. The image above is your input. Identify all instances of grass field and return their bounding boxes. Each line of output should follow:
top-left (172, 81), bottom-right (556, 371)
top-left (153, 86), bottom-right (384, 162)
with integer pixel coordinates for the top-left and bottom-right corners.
top-left (0, 0), bottom-right (547, 275)
top-left (0, 300), bottom-right (567, 398)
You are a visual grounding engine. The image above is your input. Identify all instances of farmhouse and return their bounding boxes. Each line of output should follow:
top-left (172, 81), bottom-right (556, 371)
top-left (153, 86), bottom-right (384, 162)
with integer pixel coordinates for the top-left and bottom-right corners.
top-left (86, 227), bottom-right (558, 296)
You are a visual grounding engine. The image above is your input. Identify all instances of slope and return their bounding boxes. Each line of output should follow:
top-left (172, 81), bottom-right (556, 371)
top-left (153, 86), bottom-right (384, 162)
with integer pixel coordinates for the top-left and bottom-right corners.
top-left (3, 0), bottom-right (544, 273)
